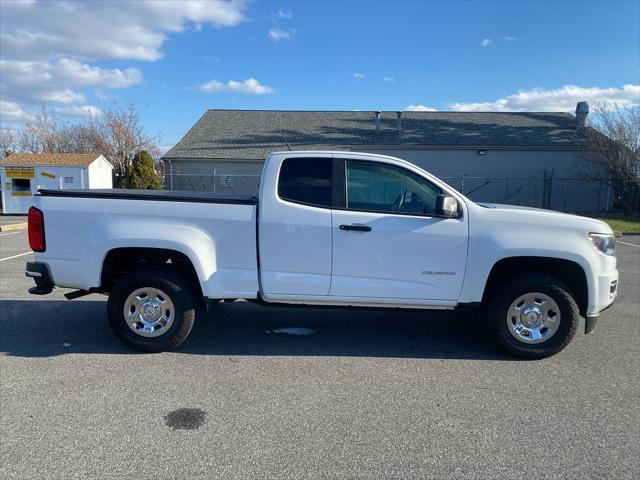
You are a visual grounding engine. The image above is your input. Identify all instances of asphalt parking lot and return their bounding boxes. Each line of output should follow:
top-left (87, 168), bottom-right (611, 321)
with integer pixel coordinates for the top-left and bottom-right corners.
top-left (1, 230), bottom-right (639, 479)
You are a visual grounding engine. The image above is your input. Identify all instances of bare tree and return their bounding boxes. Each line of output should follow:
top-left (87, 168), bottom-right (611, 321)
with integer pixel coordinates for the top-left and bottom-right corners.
top-left (82, 102), bottom-right (160, 178)
top-left (582, 104), bottom-right (640, 214)
top-left (18, 105), bottom-right (73, 154)
top-left (0, 128), bottom-right (17, 159)
top-left (14, 102), bottom-right (159, 183)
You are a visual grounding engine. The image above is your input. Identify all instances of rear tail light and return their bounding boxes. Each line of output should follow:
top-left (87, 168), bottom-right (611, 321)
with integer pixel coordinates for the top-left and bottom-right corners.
top-left (28, 206), bottom-right (46, 252)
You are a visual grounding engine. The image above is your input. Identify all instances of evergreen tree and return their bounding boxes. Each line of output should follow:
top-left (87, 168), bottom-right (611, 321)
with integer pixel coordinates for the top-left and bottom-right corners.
top-left (122, 150), bottom-right (162, 189)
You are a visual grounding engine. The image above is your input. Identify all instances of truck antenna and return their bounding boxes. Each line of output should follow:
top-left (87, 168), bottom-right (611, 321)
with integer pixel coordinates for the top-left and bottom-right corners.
top-left (280, 130), bottom-right (292, 151)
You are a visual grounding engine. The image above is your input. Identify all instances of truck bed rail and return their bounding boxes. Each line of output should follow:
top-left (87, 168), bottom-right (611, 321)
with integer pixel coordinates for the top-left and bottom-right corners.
top-left (37, 189), bottom-right (258, 205)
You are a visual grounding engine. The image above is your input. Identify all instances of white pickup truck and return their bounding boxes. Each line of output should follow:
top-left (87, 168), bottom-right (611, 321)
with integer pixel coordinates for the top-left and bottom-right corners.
top-left (26, 151), bottom-right (618, 359)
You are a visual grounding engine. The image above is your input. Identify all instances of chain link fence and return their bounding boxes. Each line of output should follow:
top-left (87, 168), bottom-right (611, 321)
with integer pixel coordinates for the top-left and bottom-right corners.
top-left (162, 173), bottom-right (261, 195)
top-left (161, 173), bottom-right (614, 212)
top-left (439, 175), bottom-right (613, 212)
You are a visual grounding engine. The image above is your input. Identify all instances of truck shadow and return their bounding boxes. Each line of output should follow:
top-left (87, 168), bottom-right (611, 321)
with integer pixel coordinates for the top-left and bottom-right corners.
top-left (0, 299), bottom-right (511, 360)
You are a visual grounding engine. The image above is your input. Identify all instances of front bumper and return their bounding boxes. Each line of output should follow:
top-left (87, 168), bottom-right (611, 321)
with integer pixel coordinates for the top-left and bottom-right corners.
top-left (585, 277), bottom-right (618, 334)
top-left (25, 261), bottom-right (55, 295)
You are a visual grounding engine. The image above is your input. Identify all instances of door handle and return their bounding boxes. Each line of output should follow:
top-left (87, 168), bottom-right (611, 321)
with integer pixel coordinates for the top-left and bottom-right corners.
top-left (339, 224), bottom-right (372, 232)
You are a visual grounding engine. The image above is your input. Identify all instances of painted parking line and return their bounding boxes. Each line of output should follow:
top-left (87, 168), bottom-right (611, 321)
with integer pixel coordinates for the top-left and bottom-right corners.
top-left (0, 231), bottom-right (23, 237)
top-left (0, 251), bottom-right (32, 262)
top-left (618, 240), bottom-right (640, 248)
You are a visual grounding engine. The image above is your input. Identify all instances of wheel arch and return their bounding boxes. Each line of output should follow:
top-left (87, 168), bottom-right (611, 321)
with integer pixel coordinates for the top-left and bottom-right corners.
top-left (482, 256), bottom-right (589, 316)
top-left (100, 247), bottom-right (205, 303)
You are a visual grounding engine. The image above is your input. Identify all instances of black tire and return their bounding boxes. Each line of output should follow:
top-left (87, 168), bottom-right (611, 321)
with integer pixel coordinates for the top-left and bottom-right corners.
top-left (107, 266), bottom-right (196, 352)
top-left (486, 272), bottom-right (579, 359)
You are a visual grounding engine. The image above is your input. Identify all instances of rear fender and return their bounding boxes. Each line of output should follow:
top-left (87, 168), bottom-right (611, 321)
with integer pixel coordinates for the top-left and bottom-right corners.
top-left (90, 219), bottom-right (216, 289)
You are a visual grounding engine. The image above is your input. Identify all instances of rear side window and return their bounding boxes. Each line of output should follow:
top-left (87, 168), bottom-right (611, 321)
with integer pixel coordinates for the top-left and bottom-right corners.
top-left (278, 157), bottom-right (332, 208)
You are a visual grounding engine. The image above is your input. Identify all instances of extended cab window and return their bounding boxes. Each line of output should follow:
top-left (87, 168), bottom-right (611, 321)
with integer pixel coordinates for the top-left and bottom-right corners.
top-left (346, 160), bottom-right (442, 215)
top-left (278, 157), bottom-right (332, 208)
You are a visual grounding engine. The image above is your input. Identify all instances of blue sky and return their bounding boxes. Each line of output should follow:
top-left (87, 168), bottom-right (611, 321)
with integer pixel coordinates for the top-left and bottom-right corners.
top-left (1, 0), bottom-right (638, 149)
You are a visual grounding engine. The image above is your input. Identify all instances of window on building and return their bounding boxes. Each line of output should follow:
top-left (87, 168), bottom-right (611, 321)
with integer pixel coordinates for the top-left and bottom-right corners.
top-left (278, 157), bottom-right (332, 208)
top-left (346, 160), bottom-right (442, 215)
top-left (11, 178), bottom-right (31, 193)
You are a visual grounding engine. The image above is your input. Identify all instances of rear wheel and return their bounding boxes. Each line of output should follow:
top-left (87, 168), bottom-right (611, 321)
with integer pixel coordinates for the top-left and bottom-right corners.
top-left (107, 266), bottom-right (196, 352)
top-left (486, 272), bottom-right (579, 359)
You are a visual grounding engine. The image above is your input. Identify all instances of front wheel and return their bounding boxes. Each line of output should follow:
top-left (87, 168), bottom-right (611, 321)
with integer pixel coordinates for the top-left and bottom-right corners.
top-left (107, 266), bottom-right (196, 352)
top-left (486, 272), bottom-right (579, 359)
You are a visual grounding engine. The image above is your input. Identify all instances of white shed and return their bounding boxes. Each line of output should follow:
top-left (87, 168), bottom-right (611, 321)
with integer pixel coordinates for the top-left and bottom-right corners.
top-left (0, 153), bottom-right (113, 214)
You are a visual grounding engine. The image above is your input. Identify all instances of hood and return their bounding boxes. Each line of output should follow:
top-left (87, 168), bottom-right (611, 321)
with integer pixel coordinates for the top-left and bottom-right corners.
top-left (475, 202), bottom-right (613, 234)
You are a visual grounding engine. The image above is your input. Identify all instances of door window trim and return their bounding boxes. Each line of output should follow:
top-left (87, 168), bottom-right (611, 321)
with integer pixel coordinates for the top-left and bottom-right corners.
top-left (334, 158), bottom-right (458, 218)
top-left (276, 156), bottom-right (463, 218)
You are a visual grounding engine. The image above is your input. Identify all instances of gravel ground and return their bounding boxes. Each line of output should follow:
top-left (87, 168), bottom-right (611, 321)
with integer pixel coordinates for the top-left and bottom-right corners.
top-left (1, 230), bottom-right (639, 479)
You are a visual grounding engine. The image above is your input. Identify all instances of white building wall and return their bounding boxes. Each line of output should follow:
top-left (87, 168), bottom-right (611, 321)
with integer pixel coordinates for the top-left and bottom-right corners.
top-left (0, 159), bottom-right (113, 214)
top-left (87, 157), bottom-right (114, 188)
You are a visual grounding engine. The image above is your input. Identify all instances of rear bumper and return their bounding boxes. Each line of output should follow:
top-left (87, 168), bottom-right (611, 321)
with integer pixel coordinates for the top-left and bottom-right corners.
top-left (25, 261), bottom-right (55, 295)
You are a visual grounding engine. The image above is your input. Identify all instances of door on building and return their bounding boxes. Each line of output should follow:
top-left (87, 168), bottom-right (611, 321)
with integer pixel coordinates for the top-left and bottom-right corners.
top-left (330, 159), bottom-right (468, 301)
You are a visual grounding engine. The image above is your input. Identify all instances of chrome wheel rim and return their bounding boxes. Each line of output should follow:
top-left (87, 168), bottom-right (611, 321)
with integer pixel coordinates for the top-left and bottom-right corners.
top-left (124, 287), bottom-right (175, 337)
top-left (507, 292), bottom-right (561, 344)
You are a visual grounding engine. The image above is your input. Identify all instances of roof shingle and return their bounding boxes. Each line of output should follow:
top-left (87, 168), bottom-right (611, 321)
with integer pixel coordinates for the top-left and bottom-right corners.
top-left (164, 110), bottom-right (586, 160)
top-left (0, 153), bottom-right (102, 166)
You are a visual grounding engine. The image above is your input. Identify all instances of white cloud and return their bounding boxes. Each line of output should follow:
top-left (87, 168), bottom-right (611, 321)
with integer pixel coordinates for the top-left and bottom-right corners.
top-left (195, 78), bottom-right (275, 95)
top-left (0, 100), bottom-right (30, 120)
top-left (53, 59), bottom-right (142, 88)
top-left (504, 36), bottom-right (516, 41)
top-left (353, 73), bottom-right (365, 79)
top-left (450, 84), bottom-right (640, 112)
top-left (0, 0), bottom-right (247, 127)
top-left (0, 0), bottom-right (247, 61)
top-left (404, 104), bottom-right (438, 112)
top-left (0, 59), bottom-right (142, 105)
top-left (481, 38), bottom-right (493, 47)
top-left (269, 28), bottom-right (295, 41)
top-left (42, 90), bottom-right (87, 105)
top-left (383, 76), bottom-right (395, 83)
top-left (56, 105), bottom-right (103, 118)
top-left (274, 10), bottom-right (293, 20)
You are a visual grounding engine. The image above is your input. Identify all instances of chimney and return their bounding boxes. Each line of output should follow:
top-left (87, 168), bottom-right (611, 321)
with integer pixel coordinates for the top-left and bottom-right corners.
top-left (375, 111), bottom-right (381, 132)
top-left (396, 111), bottom-right (402, 135)
top-left (575, 101), bottom-right (589, 129)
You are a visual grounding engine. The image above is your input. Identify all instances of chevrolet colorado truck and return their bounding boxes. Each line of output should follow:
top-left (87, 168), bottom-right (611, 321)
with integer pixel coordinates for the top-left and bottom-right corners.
top-left (25, 151), bottom-right (618, 358)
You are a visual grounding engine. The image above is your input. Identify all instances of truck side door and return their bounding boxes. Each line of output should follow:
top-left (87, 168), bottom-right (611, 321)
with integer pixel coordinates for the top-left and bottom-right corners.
top-left (258, 155), bottom-right (333, 296)
top-left (330, 158), bottom-right (468, 301)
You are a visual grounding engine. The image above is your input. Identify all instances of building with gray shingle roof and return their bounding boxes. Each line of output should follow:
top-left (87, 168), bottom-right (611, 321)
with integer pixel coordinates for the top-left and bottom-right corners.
top-left (164, 110), bottom-right (586, 160)
top-left (163, 106), bottom-right (608, 212)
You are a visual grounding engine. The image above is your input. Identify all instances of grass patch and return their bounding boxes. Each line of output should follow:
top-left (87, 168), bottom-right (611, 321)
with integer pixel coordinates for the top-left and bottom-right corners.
top-left (580, 213), bottom-right (640, 233)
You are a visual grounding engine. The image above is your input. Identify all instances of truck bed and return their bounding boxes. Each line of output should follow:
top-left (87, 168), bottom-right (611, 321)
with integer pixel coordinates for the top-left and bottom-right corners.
top-left (37, 189), bottom-right (258, 205)
top-left (32, 188), bottom-right (260, 298)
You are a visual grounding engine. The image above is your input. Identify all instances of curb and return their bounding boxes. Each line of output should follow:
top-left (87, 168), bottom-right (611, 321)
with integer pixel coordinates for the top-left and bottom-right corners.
top-left (0, 222), bottom-right (28, 232)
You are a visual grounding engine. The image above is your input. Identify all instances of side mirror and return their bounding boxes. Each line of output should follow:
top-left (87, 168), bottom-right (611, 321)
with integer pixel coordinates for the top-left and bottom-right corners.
top-left (435, 194), bottom-right (459, 218)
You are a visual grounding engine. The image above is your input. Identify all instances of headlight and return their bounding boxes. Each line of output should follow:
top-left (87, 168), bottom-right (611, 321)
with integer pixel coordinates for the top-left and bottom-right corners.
top-left (589, 233), bottom-right (616, 256)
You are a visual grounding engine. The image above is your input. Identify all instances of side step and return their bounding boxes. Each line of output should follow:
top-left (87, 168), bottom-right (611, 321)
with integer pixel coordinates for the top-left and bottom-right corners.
top-left (64, 288), bottom-right (101, 300)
